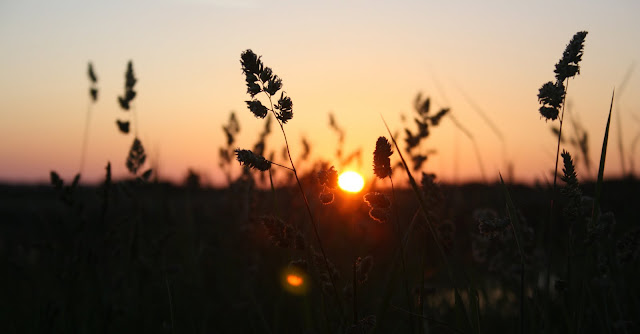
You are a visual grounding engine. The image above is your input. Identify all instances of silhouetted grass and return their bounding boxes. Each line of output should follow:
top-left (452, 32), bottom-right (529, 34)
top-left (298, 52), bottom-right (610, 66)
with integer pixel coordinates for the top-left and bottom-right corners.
top-left (2, 32), bottom-right (640, 334)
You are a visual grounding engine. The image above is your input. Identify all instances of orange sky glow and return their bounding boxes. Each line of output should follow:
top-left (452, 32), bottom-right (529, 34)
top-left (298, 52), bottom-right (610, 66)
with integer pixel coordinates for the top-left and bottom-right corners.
top-left (1, 0), bottom-right (639, 186)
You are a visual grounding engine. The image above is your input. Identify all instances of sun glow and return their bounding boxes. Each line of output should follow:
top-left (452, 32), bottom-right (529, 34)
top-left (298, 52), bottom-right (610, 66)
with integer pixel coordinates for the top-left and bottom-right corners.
top-left (338, 171), bottom-right (365, 193)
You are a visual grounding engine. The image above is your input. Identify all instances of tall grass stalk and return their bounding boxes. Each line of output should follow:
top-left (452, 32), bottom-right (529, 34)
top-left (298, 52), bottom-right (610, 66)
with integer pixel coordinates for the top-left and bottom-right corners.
top-left (374, 207), bottom-right (422, 333)
top-left (551, 80), bottom-right (569, 193)
top-left (614, 106), bottom-right (626, 177)
top-left (389, 175), bottom-right (415, 333)
top-left (539, 31), bottom-right (588, 299)
top-left (591, 89), bottom-right (615, 225)
top-left (615, 62), bottom-right (634, 175)
top-left (545, 80), bottom-right (569, 297)
top-left (79, 62), bottom-right (98, 174)
top-left (268, 168), bottom-right (279, 215)
top-left (239, 50), bottom-right (343, 322)
top-left (499, 173), bottom-right (526, 334)
top-left (382, 117), bottom-right (475, 333)
top-left (79, 101), bottom-right (93, 175)
top-left (382, 117), bottom-right (454, 279)
top-left (262, 77), bottom-right (343, 313)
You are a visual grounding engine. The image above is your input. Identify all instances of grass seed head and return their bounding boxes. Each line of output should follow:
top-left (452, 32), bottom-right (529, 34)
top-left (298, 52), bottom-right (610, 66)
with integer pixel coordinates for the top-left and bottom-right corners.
top-left (373, 136), bottom-right (393, 179)
top-left (474, 208), bottom-right (510, 239)
top-left (125, 61), bottom-right (136, 89)
top-left (126, 137), bottom-right (146, 175)
top-left (421, 173), bottom-right (443, 205)
top-left (235, 149), bottom-right (271, 171)
top-left (430, 108), bottom-right (449, 126)
top-left (260, 215), bottom-right (305, 250)
top-left (241, 49), bottom-right (262, 78)
top-left (560, 150), bottom-right (579, 187)
top-left (90, 88), bottom-right (98, 102)
top-left (363, 192), bottom-right (391, 209)
top-left (275, 92), bottom-right (293, 123)
top-left (537, 81), bottom-right (565, 121)
top-left (356, 255), bottom-right (374, 284)
top-left (554, 31), bottom-right (588, 82)
top-left (368, 207), bottom-right (390, 223)
top-left (537, 31), bottom-right (587, 121)
top-left (561, 150), bottom-right (582, 223)
top-left (265, 75), bottom-right (282, 96)
top-left (116, 120), bottom-right (130, 134)
top-left (50, 171), bottom-right (63, 189)
top-left (245, 99), bottom-right (268, 119)
top-left (317, 166), bottom-right (339, 189)
top-left (319, 191), bottom-right (334, 205)
top-left (222, 112), bottom-right (240, 146)
top-left (88, 62), bottom-right (97, 83)
top-left (310, 246), bottom-right (341, 289)
top-left (118, 61), bottom-right (137, 110)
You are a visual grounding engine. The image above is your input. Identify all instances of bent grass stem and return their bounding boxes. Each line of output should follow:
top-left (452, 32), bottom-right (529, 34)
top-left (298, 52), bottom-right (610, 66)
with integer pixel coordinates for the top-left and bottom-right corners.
top-left (264, 90), bottom-right (343, 313)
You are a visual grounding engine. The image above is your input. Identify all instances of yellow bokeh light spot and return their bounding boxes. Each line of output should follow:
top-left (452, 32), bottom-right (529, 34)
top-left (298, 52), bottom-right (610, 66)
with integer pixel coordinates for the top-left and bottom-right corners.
top-left (338, 171), bottom-right (365, 193)
top-left (286, 274), bottom-right (304, 287)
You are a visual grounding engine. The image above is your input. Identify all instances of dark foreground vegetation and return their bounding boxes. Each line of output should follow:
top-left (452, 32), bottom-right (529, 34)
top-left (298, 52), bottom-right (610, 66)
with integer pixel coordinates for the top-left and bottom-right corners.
top-left (1, 177), bottom-right (638, 333)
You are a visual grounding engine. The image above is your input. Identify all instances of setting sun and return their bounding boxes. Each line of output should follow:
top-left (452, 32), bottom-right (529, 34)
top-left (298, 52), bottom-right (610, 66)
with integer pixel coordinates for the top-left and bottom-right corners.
top-left (338, 171), bottom-right (365, 193)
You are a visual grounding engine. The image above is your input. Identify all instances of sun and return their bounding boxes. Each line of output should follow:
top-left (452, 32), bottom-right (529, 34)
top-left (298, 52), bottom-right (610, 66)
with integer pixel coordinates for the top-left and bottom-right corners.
top-left (338, 171), bottom-right (365, 193)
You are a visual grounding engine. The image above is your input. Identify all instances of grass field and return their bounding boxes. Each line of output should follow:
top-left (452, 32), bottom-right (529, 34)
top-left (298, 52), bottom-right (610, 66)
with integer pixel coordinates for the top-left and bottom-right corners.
top-left (1, 32), bottom-right (640, 334)
top-left (1, 174), bottom-right (639, 333)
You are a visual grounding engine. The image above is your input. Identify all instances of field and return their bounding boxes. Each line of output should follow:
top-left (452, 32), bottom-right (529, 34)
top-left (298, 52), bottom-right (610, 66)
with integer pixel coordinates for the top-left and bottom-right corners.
top-left (1, 177), bottom-right (639, 333)
top-left (2, 33), bottom-right (640, 333)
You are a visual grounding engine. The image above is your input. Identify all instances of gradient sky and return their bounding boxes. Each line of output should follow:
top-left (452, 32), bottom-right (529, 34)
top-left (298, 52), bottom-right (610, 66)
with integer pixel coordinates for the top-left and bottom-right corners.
top-left (1, 0), bottom-right (639, 186)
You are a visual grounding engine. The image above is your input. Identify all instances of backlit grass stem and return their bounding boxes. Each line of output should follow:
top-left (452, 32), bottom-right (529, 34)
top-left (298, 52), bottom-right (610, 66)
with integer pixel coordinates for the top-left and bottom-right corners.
top-left (499, 173), bottom-right (526, 334)
top-left (79, 100), bottom-right (93, 175)
top-left (389, 175), bottom-right (415, 333)
top-left (240, 49), bottom-right (342, 313)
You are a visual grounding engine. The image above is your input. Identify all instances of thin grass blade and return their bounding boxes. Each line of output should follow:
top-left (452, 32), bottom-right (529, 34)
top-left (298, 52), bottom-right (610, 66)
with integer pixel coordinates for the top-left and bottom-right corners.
top-left (380, 116), bottom-right (471, 331)
top-left (591, 89), bottom-right (615, 225)
top-left (499, 173), bottom-right (525, 334)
